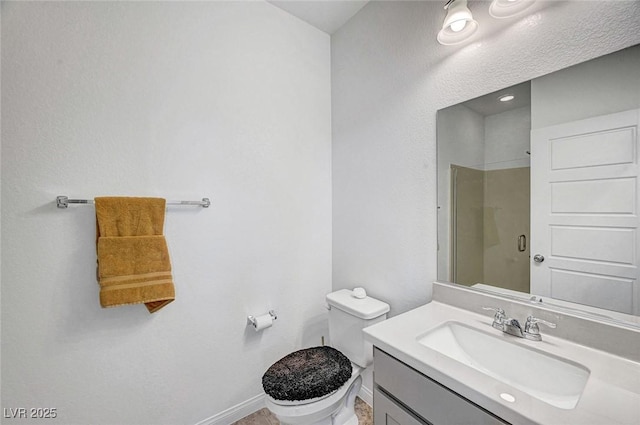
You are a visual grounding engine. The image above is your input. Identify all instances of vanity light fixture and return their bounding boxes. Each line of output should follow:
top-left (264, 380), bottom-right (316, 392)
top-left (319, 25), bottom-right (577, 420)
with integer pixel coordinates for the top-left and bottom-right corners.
top-left (499, 94), bottom-right (515, 102)
top-left (437, 0), bottom-right (478, 45)
top-left (489, 0), bottom-right (535, 19)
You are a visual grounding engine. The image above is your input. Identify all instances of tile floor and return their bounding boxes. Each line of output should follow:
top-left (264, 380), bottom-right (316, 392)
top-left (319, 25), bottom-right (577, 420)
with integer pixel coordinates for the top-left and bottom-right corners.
top-left (232, 397), bottom-right (373, 425)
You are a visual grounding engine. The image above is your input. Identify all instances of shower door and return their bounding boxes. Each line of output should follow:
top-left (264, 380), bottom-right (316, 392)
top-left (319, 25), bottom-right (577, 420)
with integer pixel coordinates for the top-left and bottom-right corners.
top-left (450, 164), bottom-right (530, 292)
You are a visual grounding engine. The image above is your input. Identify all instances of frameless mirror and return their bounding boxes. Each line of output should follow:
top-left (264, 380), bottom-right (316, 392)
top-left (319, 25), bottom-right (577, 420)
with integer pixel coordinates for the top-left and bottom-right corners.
top-left (437, 44), bottom-right (640, 322)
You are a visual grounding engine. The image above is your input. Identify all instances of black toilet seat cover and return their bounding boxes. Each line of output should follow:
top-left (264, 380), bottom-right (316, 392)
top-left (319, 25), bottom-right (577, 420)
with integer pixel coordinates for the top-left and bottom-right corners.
top-left (262, 346), bottom-right (352, 401)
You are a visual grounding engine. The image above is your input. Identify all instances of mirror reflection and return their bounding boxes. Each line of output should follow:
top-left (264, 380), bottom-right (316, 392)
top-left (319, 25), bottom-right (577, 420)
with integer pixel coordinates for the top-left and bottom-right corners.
top-left (437, 44), bottom-right (640, 317)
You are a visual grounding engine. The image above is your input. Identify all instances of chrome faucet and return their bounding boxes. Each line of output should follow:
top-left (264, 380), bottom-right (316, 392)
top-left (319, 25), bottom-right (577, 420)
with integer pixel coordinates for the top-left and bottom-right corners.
top-left (482, 307), bottom-right (506, 331)
top-left (503, 317), bottom-right (524, 338)
top-left (523, 315), bottom-right (557, 341)
top-left (483, 307), bottom-right (556, 341)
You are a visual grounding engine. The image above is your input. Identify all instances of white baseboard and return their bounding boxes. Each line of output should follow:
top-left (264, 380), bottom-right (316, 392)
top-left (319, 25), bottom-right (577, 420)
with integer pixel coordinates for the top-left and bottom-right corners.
top-left (358, 384), bottom-right (373, 407)
top-left (195, 393), bottom-right (266, 425)
top-left (196, 385), bottom-right (373, 425)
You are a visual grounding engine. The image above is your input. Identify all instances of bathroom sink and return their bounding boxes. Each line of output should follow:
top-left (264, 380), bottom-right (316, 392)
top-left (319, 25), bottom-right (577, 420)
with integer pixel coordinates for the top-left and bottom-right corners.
top-left (417, 321), bottom-right (590, 409)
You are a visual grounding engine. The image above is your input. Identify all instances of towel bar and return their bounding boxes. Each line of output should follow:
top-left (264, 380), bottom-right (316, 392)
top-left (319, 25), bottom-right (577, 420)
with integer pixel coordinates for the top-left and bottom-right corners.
top-left (56, 196), bottom-right (211, 209)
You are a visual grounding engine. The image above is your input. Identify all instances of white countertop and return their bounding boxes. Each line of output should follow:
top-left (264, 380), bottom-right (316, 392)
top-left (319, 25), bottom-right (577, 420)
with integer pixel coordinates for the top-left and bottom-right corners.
top-left (364, 301), bottom-right (640, 425)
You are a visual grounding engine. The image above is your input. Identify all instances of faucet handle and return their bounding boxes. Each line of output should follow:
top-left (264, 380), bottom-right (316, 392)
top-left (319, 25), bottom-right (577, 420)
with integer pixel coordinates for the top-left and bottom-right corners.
top-left (482, 306), bottom-right (505, 317)
top-left (524, 316), bottom-right (556, 341)
top-left (526, 315), bottom-right (556, 328)
top-left (482, 306), bottom-right (505, 314)
top-left (483, 307), bottom-right (506, 330)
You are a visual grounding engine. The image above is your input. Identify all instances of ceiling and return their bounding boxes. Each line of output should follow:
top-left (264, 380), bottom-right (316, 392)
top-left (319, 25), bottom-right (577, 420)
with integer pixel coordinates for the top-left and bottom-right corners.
top-left (266, 1), bottom-right (538, 118)
top-left (266, 0), bottom-right (370, 34)
top-left (464, 81), bottom-right (531, 116)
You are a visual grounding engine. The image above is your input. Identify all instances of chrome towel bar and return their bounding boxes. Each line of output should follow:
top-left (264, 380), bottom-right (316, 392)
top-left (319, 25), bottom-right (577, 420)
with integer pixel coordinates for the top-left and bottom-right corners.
top-left (56, 196), bottom-right (211, 209)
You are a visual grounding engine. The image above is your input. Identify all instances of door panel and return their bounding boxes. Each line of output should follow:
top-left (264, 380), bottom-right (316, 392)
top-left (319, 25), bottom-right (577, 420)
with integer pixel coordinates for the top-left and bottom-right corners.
top-left (374, 388), bottom-right (427, 425)
top-left (550, 126), bottom-right (635, 169)
top-left (551, 178), bottom-right (636, 214)
top-left (550, 226), bottom-right (635, 264)
top-left (550, 269), bottom-right (634, 313)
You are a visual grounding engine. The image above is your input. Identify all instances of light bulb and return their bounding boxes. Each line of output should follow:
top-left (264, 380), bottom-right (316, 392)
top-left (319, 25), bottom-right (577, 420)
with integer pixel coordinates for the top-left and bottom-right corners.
top-left (449, 19), bottom-right (467, 32)
top-left (490, 0), bottom-right (535, 19)
top-left (437, 0), bottom-right (478, 45)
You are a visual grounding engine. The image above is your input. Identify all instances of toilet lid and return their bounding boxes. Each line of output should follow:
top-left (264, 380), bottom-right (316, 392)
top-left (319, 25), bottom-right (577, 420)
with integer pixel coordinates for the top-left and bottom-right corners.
top-left (262, 346), bottom-right (352, 402)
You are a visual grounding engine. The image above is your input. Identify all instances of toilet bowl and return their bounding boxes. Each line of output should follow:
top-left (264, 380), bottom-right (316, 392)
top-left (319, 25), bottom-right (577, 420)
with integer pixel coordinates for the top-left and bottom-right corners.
top-left (264, 365), bottom-right (363, 425)
top-left (262, 289), bottom-right (389, 425)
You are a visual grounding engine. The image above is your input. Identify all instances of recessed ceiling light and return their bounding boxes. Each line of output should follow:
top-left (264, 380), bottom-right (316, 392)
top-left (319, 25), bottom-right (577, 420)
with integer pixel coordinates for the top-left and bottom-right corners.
top-left (499, 94), bottom-right (515, 102)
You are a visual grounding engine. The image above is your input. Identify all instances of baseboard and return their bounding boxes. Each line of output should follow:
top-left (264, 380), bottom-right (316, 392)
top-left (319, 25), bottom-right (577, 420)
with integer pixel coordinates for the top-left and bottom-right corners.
top-left (195, 393), bottom-right (265, 425)
top-left (358, 384), bottom-right (373, 407)
top-left (196, 385), bottom-right (372, 425)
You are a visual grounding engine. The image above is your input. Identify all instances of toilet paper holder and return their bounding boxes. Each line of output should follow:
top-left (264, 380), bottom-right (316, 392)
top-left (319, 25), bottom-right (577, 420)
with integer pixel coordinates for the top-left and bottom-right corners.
top-left (247, 310), bottom-right (277, 328)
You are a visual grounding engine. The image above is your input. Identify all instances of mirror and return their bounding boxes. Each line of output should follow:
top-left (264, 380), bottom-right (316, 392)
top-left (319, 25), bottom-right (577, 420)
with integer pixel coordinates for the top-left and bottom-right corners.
top-left (437, 44), bottom-right (640, 320)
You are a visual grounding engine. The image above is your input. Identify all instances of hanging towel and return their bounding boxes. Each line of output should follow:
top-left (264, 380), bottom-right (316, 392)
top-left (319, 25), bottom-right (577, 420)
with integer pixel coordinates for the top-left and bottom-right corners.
top-left (95, 197), bottom-right (175, 313)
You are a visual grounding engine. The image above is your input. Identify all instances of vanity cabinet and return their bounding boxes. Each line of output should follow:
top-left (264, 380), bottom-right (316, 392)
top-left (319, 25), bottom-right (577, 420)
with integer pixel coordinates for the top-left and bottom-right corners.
top-left (373, 348), bottom-right (509, 425)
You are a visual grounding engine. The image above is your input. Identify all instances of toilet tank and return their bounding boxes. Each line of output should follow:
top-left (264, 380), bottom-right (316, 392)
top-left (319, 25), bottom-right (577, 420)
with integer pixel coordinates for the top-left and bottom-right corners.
top-left (326, 289), bottom-right (390, 367)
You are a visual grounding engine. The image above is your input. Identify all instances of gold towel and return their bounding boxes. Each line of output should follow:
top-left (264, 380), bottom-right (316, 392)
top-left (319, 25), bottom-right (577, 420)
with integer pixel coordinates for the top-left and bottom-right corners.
top-left (95, 197), bottom-right (175, 313)
top-left (96, 197), bottom-right (166, 237)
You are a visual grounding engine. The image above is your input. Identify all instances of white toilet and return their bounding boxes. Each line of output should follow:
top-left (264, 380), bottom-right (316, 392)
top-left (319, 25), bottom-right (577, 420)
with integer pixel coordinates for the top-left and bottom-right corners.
top-left (263, 288), bottom-right (389, 425)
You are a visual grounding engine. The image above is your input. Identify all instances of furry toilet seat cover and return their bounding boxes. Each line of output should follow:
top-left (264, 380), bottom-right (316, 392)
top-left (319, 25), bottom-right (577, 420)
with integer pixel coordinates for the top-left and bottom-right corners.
top-left (262, 346), bottom-right (353, 401)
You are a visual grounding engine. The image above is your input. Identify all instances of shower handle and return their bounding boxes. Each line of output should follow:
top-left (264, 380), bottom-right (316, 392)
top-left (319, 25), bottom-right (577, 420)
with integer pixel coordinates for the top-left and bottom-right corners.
top-left (518, 235), bottom-right (526, 252)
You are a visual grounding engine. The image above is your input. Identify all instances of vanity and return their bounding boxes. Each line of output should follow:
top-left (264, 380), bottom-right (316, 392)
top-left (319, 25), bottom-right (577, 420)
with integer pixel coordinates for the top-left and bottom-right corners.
top-left (363, 282), bottom-right (640, 425)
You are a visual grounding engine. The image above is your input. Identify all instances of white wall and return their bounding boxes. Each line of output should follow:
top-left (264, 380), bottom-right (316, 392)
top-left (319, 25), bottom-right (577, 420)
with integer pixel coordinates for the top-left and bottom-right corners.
top-left (1, 2), bottom-right (330, 424)
top-left (331, 0), bottom-right (640, 314)
top-left (532, 44), bottom-right (640, 128)
top-left (332, 1), bottom-right (640, 396)
top-left (484, 106), bottom-right (531, 170)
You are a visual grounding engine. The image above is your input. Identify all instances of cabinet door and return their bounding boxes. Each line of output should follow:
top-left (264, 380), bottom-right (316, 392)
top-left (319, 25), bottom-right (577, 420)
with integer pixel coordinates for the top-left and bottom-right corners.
top-left (374, 387), bottom-right (429, 425)
top-left (374, 349), bottom-right (509, 425)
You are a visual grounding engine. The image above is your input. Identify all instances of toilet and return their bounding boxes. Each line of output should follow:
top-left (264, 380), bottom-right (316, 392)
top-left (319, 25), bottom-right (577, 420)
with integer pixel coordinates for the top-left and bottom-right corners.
top-left (262, 288), bottom-right (389, 425)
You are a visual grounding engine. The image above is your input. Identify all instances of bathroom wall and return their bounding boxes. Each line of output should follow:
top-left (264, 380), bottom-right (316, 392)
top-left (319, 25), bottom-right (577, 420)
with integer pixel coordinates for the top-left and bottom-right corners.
top-left (331, 0), bottom-right (640, 313)
top-left (1, 2), bottom-right (330, 424)
top-left (484, 106), bottom-right (531, 170)
top-left (531, 43), bottom-right (640, 128)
